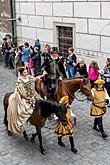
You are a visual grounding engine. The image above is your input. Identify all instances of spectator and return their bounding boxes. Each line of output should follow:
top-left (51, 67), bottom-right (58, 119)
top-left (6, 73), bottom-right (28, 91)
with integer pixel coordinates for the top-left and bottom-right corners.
top-left (88, 61), bottom-right (99, 88)
top-left (33, 39), bottom-right (41, 51)
top-left (103, 58), bottom-right (110, 97)
top-left (76, 58), bottom-right (88, 78)
top-left (2, 38), bottom-right (10, 68)
top-left (65, 48), bottom-right (77, 78)
top-left (41, 44), bottom-right (51, 66)
top-left (57, 52), bottom-right (67, 78)
top-left (8, 41), bottom-right (16, 69)
top-left (15, 45), bottom-right (24, 76)
top-left (32, 47), bottom-right (41, 76)
top-left (21, 42), bottom-right (30, 68)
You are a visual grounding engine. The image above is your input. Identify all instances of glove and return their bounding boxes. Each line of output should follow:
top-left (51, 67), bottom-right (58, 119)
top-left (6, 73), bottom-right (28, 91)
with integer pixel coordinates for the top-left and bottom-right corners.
top-left (105, 99), bottom-right (109, 105)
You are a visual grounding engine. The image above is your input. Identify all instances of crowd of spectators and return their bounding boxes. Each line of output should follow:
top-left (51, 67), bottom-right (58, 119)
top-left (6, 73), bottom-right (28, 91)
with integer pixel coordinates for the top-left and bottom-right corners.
top-left (1, 37), bottom-right (110, 97)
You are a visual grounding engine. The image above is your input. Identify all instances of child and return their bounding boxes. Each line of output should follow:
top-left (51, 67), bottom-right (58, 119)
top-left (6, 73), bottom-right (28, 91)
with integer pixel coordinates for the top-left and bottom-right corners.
top-left (55, 96), bottom-right (78, 153)
top-left (88, 61), bottom-right (99, 88)
top-left (90, 79), bottom-right (109, 138)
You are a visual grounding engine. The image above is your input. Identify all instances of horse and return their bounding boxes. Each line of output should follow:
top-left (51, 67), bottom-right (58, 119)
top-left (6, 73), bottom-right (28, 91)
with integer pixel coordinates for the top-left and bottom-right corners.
top-left (3, 94), bottom-right (67, 155)
top-left (35, 77), bottom-right (93, 104)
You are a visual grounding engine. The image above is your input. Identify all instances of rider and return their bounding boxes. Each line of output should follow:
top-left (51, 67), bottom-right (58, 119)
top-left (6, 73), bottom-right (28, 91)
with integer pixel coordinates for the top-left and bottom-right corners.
top-left (7, 66), bottom-right (43, 135)
top-left (55, 96), bottom-right (78, 153)
top-left (90, 79), bottom-right (109, 139)
top-left (41, 49), bottom-right (62, 95)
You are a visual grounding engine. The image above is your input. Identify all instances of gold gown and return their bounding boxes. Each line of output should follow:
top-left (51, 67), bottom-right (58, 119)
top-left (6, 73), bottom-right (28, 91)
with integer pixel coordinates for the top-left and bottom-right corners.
top-left (7, 75), bottom-right (42, 133)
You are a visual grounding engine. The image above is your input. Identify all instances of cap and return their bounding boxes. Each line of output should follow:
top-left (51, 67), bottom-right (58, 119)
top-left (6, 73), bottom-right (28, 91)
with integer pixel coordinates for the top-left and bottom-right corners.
top-left (94, 79), bottom-right (105, 85)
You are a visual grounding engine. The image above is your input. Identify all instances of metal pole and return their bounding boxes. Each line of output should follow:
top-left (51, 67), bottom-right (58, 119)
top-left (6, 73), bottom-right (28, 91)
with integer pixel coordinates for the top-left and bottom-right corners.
top-left (10, 0), bottom-right (17, 45)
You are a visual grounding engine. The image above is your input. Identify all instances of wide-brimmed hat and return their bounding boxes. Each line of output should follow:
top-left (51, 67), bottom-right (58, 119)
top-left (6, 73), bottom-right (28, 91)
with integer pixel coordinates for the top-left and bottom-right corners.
top-left (59, 96), bottom-right (69, 104)
top-left (94, 79), bottom-right (105, 85)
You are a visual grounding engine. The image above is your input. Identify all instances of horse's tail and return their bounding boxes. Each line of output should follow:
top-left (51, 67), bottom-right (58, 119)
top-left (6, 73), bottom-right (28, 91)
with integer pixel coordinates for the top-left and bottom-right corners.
top-left (3, 92), bottom-right (12, 126)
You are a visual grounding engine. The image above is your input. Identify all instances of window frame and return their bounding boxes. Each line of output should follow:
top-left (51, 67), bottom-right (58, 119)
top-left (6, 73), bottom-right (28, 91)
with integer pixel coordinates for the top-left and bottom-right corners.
top-left (53, 22), bottom-right (76, 55)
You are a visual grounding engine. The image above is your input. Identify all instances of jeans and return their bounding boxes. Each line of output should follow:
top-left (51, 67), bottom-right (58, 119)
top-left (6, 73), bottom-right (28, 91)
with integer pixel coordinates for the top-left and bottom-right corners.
top-left (67, 65), bottom-right (75, 78)
top-left (3, 52), bottom-right (9, 67)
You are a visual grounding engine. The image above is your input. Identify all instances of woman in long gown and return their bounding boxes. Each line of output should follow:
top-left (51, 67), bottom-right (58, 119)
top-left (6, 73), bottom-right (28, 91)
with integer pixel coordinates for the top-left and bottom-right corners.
top-left (7, 66), bottom-right (43, 134)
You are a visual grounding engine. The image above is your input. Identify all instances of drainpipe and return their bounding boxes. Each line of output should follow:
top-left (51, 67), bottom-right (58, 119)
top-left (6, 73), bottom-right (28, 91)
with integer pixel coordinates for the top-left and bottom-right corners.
top-left (10, 0), bottom-right (17, 44)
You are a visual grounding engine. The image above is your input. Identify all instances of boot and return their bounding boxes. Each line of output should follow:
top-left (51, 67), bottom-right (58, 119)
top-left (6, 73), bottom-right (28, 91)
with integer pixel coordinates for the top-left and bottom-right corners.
top-left (97, 117), bottom-right (108, 139)
top-left (93, 118), bottom-right (100, 132)
top-left (69, 136), bottom-right (78, 153)
top-left (58, 136), bottom-right (65, 146)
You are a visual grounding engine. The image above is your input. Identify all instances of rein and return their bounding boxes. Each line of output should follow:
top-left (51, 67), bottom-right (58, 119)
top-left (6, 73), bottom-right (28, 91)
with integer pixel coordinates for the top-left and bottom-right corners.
top-left (61, 81), bottom-right (74, 99)
top-left (62, 81), bottom-right (87, 102)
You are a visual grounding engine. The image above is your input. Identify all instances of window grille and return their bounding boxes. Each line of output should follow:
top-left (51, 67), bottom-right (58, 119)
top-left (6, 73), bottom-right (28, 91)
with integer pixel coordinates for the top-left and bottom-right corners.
top-left (57, 26), bottom-right (73, 56)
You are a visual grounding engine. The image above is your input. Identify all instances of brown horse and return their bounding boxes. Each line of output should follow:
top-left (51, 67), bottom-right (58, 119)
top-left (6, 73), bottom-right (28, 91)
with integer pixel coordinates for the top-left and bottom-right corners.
top-left (35, 77), bottom-right (93, 104)
top-left (3, 94), bottom-right (67, 155)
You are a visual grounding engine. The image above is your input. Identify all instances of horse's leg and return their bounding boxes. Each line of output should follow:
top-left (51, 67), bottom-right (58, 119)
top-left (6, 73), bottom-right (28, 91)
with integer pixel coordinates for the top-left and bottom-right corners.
top-left (31, 133), bottom-right (38, 143)
top-left (23, 130), bottom-right (28, 141)
top-left (37, 127), bottom-right (47, 155)
top-left (3, 97), bottom-right (8, 126)
top-left (8, 130), bottom-right (12, 136)
top-left (38, 134), bottom-right (47, 155)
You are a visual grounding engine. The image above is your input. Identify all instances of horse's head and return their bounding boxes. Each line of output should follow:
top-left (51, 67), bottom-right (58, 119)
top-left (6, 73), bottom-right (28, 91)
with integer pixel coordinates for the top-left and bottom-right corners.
top-left (36, 99), bottom-right (67, 125)
top-left (55, 104), bottom-right (68, 126)
top-left (80, 78), bottom-right (93, 101)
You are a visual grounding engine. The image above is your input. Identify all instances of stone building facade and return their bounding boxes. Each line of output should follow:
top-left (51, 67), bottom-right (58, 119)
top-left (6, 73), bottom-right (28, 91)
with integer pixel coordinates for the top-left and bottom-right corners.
top-left (15, 0), bottom-right (110, 67)
top-left (0, 0), bottom-right (12, 43)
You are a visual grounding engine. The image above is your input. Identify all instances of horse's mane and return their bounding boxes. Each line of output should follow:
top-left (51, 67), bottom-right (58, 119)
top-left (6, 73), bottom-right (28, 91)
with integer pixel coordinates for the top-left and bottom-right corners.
top-left (61, 77), bottom-right (89, 85)
top-left (63, 77), bottom-right (84, 80)
top-left (35, 99), bottom-right (60, 117)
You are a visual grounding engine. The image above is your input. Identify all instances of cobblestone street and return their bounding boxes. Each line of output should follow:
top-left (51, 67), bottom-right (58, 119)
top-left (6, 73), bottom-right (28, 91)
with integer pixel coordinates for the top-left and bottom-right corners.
top-left (1, 64), bottom-right (110, 165)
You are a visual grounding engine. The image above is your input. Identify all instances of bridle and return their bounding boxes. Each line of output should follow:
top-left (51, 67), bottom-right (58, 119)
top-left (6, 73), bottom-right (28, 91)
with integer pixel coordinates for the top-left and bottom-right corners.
top-left (62, 81), bottom-right (89, 102)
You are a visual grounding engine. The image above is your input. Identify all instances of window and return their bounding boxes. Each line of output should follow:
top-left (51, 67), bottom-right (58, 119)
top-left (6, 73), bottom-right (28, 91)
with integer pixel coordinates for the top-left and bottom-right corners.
top-left (57, 26), bottom-right (73, 56)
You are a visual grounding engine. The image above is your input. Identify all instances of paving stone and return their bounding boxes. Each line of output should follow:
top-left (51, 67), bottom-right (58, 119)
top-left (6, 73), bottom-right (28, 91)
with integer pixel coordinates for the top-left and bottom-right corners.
top-left (1, 64), bottom-right (110, 164)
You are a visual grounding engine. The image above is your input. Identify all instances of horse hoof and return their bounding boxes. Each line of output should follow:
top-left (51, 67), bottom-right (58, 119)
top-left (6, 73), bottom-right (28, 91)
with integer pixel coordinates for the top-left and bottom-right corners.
top-left (24, 135), bottom-right (28, 141)
top-left (3, 120), bottom-right (8, 127)
top-left (31, 137), bottom-right (35, 143)
top-left (8, 130), bottom-right (12, 136)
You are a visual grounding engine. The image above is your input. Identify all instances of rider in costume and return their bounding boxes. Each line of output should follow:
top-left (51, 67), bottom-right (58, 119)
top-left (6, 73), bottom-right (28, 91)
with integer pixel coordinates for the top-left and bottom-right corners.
top-left (7, 67), bottom-right (43, 134)
top-left (55, 96), bottom-right (78, 153)
top-left (90, 79), bottom-right (109, 138)
top-left (41, 50), bottom-right (62, 95)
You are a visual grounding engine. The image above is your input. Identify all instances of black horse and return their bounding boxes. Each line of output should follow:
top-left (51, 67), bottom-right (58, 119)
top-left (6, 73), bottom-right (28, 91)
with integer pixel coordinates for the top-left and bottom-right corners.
top-left (3, 93), bottom-right (67, 155)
